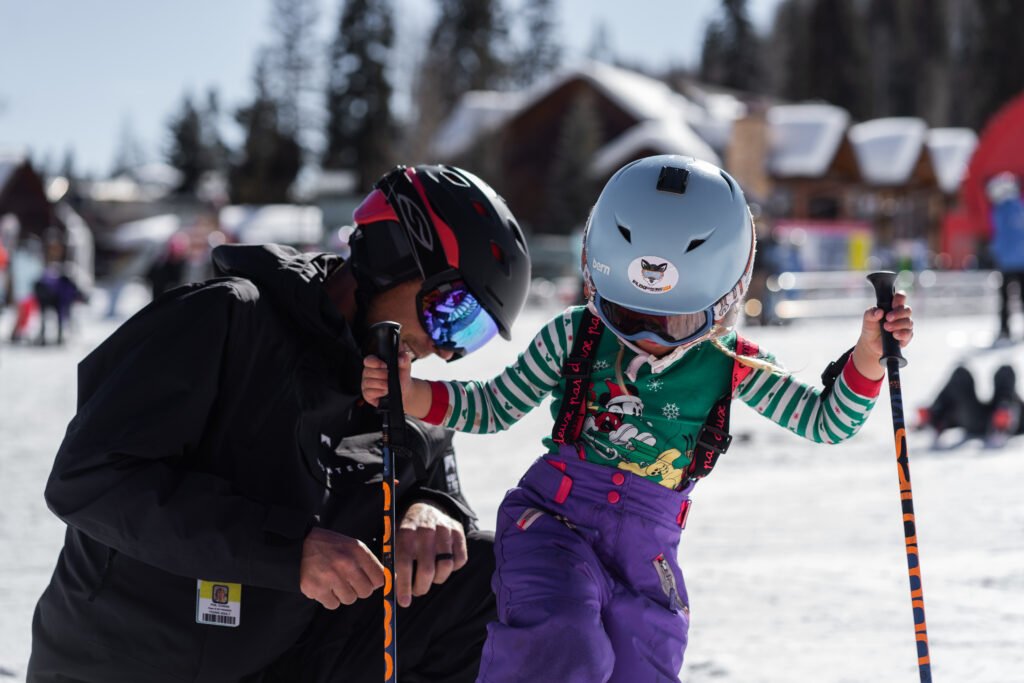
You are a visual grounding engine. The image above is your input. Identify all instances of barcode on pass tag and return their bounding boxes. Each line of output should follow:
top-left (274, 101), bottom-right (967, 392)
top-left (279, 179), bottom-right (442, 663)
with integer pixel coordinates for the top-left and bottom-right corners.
top-left (196, 580), bottom-right (241, 627)
top-left (200, 613), bottom-right (237, 625)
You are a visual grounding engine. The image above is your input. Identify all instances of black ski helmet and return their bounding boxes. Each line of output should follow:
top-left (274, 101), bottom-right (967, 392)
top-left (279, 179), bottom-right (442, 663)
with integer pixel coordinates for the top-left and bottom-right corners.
top-left (348, 164), bottom-right (531, 341)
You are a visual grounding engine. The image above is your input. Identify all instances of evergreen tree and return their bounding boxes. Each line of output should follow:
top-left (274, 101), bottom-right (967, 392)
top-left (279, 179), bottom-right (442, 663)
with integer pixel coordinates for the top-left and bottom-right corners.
top-left (201, 88), bottom-right (230, 177)
top-left (806, 0), bottom-right (869, 119)
top-left (323, 0), bottom-right (395, 192)
top-left (510, 0), bottom-right (562, 88)
top-left (545, 93), bottom-right (602, 235)
top-left (266, 0), bottom-right (321, 150)
top-left (957, 0), bottom-right (1024, 130)
top-left (770, 0), bottom-right (868, 117)
top-left (230, 53), bottom-right (303, 204)
top-left (419, 0), bottom-right (510, 116)
top-left (771, 0), bottom-right (812, 102)
top-left (906, 0), bottom-right (950, 124)
top-left (699, 20), bottom-right (727, 85)
top-left (110, 116), bottom-right (145, 177)
top-left (586, 20), bottom-right (614, 62)
top-left (59, 148), bottom-right (76, 182)
top-left (699, 0), bottom-right (763, 92)
top-left (166, 89), bottom-right (229, 195)
top-left (864, 0), bottom-right (948, 121)
top-left (166, 94), bottom-right (205, 194)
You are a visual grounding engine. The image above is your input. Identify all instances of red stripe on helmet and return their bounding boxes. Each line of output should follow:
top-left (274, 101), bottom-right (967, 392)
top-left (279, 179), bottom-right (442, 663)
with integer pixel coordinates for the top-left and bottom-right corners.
top-left (407, 168), bottom-right (460, 269)
top-left (353, 188), bottom-right (399, 225)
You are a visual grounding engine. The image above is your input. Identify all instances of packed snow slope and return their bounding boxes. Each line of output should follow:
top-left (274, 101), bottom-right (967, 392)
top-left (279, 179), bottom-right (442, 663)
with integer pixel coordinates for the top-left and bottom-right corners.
top-left (1, 284), bottom-right (1021, 682)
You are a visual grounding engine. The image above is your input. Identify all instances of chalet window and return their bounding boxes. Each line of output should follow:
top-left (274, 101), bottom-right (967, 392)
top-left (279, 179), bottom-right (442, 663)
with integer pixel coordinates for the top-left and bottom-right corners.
top-left (808, 195), bottom-right (840, 219)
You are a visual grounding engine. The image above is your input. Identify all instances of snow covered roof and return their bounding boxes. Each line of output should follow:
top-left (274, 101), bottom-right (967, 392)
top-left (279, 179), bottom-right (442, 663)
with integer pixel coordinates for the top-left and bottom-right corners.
top-left (87, 164), bottom-right (182, 203)
top-left (432, 90), bottom-right (524, 159)
top-left (106, 213), bottom-right (181, 249)
top-left (432, 60), bottom-right (733, 165)
top-left (571, 60), bottom-right (697, 123)
top-left (590, 118), bottom-right (720, 177)
top-left (131, 162), bottom-right (183, 189)
top-left (848, 117), bottom-right (929, 186)
top-left (766, 104), bottom-right (851, 178)
top-left (926, 127), bottom-right (978, 194)
top-left (219, 204), bottom-right (324, 246)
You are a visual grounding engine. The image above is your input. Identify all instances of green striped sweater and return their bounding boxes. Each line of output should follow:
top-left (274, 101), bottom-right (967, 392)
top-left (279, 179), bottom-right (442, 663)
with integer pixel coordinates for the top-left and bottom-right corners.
top-left (423, 306), bottom-right (881, 489)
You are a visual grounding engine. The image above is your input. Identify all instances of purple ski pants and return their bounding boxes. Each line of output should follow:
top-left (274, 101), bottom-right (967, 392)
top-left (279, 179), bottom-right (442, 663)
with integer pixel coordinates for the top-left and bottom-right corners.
top-left (477, 451), bottom-right (693, 683)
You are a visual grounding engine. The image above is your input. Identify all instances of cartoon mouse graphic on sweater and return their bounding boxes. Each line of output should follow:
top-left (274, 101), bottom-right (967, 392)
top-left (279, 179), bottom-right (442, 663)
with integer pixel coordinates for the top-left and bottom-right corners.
top-left (583, 379), bottom-right (657, 449)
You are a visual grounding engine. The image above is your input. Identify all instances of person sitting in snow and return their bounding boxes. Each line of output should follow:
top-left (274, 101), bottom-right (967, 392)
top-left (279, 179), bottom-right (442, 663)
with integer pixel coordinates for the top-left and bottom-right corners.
top-left (363, 155), bottom-right (915, 682)
top-left (916, 364), bottom-right (1024, 447)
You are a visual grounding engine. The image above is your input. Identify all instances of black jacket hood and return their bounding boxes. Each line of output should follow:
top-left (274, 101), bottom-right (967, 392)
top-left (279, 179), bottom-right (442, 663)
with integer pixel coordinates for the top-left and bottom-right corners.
top-left (212, 243), bottom-right (348, 343)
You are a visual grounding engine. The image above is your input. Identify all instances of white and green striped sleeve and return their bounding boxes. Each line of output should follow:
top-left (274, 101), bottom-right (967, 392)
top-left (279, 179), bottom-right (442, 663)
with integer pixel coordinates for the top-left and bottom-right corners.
top-left (736, 356), bottom-right (883, 444)
top-left (422, 308), bottom-right (577, 434)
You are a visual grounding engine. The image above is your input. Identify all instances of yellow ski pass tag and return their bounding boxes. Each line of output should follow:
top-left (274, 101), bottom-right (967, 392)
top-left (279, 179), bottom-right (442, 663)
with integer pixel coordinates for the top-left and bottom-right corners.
top-left (196, 580), bottom-right (241, 627)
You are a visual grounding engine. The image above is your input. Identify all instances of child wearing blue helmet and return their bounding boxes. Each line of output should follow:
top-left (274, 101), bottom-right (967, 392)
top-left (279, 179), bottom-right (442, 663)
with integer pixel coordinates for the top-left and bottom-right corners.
top-left (363, 155), bottom-right (914, 682)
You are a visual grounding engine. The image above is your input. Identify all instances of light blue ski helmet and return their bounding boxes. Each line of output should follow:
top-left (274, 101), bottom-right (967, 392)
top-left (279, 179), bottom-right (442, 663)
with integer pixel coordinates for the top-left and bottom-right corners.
top-left (583, 155), bottom-right (756, 346)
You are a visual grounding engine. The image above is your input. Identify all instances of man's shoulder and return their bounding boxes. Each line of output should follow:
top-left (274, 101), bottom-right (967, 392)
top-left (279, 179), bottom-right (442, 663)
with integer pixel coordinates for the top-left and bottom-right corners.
top-left (158, 277), bottom-right (263, 314)
top-left (110, 278), bottom-right (265, 343)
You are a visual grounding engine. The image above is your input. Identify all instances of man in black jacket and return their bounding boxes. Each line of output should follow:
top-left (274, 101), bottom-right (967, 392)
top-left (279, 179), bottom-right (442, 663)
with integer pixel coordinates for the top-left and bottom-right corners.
top-left (27, 165), bottom-right (532, 682)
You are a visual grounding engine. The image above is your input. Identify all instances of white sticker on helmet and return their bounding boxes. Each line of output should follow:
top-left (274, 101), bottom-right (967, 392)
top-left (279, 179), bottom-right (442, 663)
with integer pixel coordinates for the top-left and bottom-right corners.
top-left (628, 256), bottom-right (678, 293)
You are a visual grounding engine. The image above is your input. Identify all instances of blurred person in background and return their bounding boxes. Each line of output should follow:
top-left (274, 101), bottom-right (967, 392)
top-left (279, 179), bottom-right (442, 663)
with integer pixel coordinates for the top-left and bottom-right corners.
top-left (145, 229), bottom-right (189, 298)
top-left (916, 364), bottom-right (1024, 447)
top-left (8, 233), bottom-right (45, 342)
top-left (30, 233), bottom-right (89, 346)
top-left (27, 164), bottom-right (531, 683)
top-left (32, 266), bottom-right (88, 346)
top-left (986, 172), bottom-right (1024, 342)
top-left (0, 230), bottom-right (9, 304)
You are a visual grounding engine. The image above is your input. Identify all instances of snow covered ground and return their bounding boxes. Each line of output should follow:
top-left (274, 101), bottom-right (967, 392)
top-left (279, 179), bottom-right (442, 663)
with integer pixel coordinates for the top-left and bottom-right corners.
top-left (1, 282), bottom-right (1022, 682)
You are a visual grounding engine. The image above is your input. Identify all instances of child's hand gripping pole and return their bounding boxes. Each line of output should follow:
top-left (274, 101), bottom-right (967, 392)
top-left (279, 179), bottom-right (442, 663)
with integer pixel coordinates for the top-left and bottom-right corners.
top-left (867, 272), bottom-right (932, 683)
top-left (366, 321), bottom-right (404, 682)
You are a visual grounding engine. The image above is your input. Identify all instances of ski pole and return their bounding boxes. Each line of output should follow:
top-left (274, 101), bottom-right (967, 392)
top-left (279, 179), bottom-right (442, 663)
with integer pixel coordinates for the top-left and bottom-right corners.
top-left (368, 321), bottom-right (405, 683)
top-left (866, 272), bottom-right (932, 683)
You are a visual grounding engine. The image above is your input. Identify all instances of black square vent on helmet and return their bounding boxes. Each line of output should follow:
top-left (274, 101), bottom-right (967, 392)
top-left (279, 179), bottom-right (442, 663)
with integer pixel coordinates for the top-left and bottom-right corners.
top-left (657, 166), bottom-right (689, 194)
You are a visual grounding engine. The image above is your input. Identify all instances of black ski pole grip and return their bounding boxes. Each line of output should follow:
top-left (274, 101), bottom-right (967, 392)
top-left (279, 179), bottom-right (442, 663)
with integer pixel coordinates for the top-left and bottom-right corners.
top-left (367, 321), bottom-right (403, 411)
top-left (369, 321), bottom-right (401, 364)
top-left (867, 271), bottom-right (907, 368)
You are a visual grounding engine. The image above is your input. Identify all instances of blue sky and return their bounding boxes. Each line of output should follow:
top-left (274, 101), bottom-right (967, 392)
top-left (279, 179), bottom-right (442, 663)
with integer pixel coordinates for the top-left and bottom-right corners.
top-left (0, 0), bottom-right (778, 178)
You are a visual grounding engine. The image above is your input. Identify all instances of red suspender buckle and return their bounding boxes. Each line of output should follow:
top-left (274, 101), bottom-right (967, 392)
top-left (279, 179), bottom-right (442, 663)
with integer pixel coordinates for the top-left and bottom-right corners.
top-left (677, 500), bottom-right (692, 529)
top-left (546, 458), bottom-right (574, 504)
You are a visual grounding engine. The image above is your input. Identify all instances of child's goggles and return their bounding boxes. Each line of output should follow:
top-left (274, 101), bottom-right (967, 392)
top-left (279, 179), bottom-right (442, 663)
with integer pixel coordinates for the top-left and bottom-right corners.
top-left (594, 292), bottom-right (713, 347)
top-left (417, 271), bottom-right (499, 358)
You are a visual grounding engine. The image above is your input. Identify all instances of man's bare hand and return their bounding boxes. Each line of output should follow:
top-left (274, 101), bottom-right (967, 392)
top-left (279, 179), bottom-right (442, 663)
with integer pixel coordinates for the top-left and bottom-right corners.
top-left (299, 527), bottom-right (386, 609)
top-left (395, 501), bottom-right (468, 607)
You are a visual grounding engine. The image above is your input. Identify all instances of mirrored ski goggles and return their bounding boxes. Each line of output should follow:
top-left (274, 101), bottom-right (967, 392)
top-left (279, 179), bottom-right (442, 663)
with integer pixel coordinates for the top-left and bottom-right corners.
top-left (594, 293), bottom-right (713, 347)
top-left (417, 275), bottom-right (499, 358)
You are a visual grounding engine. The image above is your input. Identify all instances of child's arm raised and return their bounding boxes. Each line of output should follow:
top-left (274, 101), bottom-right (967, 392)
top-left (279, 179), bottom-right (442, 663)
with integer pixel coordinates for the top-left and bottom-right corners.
top-left (362, 353), bottom-right (432, 419)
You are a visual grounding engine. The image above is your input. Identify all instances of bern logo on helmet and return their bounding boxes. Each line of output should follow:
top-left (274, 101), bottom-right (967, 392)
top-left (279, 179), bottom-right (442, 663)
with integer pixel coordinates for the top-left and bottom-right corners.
top-left (394, 195), bottom-right (434, 250)
top-left (628, 256), bottom-right (679, 293)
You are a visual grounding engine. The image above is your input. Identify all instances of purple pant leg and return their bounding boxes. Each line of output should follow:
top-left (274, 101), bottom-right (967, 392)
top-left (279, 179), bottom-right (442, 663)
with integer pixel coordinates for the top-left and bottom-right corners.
top-left (599, 516), bottom-right (689, 682)
top-left (477, 456), bottom-right (690, 683)
top-left (477, 487), bottom-right (616, 682)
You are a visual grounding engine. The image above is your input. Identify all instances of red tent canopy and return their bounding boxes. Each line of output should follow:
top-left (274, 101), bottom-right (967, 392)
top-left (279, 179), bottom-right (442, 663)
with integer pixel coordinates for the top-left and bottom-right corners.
top-left (962, 90), bottom-right (1024, 238)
